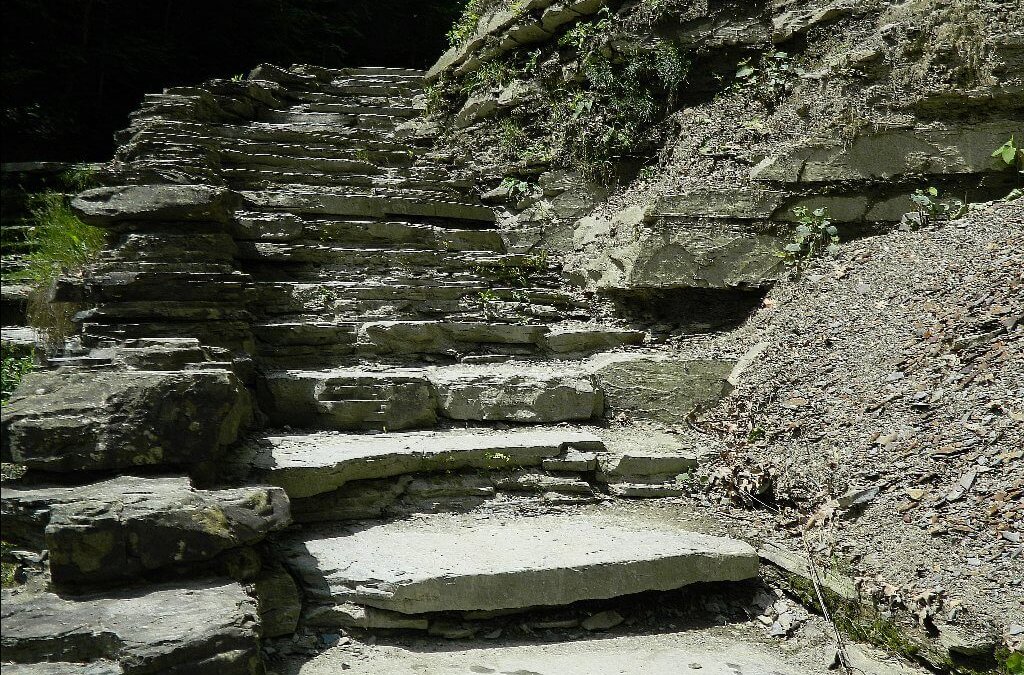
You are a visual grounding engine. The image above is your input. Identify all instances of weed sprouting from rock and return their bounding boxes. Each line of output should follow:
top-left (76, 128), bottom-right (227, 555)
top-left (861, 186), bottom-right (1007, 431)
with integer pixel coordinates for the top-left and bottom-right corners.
top-left (778, 206), bottom-right (839, 275)
top-left (991, 135), bottom-right (1023, 170)
top-left (908, 186), bottom-right (963, 228)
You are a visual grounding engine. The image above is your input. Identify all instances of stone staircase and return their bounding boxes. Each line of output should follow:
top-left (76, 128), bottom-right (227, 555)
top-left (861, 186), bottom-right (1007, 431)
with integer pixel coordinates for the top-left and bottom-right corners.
top-left (1, 65), bottom-right (757, 675)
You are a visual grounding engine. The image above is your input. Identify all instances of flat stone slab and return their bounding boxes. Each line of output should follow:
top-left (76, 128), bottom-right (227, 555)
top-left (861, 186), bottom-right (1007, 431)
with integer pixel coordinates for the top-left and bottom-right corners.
top-left (428, 366), bottom-right (603, 423)
top-left (1, 476), bottom-right (290, 585)
top-left (0, 580), bottom-right (261, 674)
top-left (1, 369), bottom-right (252, 472)
top-left (242, 428), bottom-right (605, 498)
top-left (289, 625), bottom-right (925, 675)
top-left (282, 511), bottom-right (758, 614)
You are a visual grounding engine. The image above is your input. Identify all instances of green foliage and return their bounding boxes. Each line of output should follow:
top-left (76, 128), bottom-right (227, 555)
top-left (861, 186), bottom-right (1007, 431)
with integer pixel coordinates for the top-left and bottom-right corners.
top-left (1, 541), bottom-right (20, 587)
top-left (448, 0), bottom-right (519, 46)
top-left (1002, 650), bottom-right (1024, 675)
top-left (1, 344), bottom-right (35, 405)
top-left (21, 193), bottom-right (106, 287)
top-left (777, 206), bottom-right (839, 274)
top-left (992, 135), bottom-right (1023, 169)
top-left (59, 165), bottom-right (100, 193)
top-left (909, 186), bottom-right (963, 227)
top-left (498, 117), bottom-right (530, 156)
top-left (16, 192), bottom-right (106, 349)
top-left (549, 13), bottom-right (690, 181)
top-left (733, 51), bottom-right (800, 107)
top-left (499, 176), bottom-right (536, 202)
top-left (464, 60), bottom-right (514, 94)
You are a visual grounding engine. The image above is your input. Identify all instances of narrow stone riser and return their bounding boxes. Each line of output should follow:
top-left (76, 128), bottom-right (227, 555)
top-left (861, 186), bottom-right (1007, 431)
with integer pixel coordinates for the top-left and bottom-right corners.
top-left (222, 169), bottom-right (471, 194)
top-left (219, 150), bottom-right (382, 174)
top-left (219, 140), bottom-right (418, 165)
top-left (290, 469), bottom-right (602, 524)
top-left (259, 371), bottom-right (603, 431)
top-left (233, 219), bottom-right (505, 252)
top-left (251, 284), bottom-right (584, 324)
top-left (80, 320), bottom-right (256, 353)
top-left (237, 245), bottom-right (538, 269)
top-left (258, 110), bottom-right (406, 131)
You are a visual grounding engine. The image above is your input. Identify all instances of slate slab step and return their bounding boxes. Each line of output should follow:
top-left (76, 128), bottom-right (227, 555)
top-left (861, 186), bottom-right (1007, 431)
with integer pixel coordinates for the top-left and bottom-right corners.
top-left (0, 580), bottom-right (262, 674)
top-left (259, 364), bottom-right (603, 430)
top-left (281, 511), bottom-right (758, 615)
top-left (236, 427), bottom-right (605, 498)
top-left (0, 475), bottom-right (290, 585)
top-left (242, 189), bottom-right (495, 223)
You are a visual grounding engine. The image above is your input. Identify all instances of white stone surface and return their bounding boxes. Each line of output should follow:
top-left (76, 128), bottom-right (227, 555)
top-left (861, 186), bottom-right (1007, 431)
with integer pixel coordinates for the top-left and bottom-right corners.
top-left (283, 511), bottom-right (758, 614)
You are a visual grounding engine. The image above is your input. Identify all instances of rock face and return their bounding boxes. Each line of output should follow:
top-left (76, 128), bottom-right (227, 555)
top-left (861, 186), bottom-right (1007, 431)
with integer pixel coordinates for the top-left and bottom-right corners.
top-left (1, 369), bottom-right (252, 472)
top-left (282, 511), bottom-right (758, 615)
top-left (592, 354), bottom-right (735, 423)
top-left (1, 476), bottom-right (290, 585)
top-left (0, 580), bottom-right (262, 674)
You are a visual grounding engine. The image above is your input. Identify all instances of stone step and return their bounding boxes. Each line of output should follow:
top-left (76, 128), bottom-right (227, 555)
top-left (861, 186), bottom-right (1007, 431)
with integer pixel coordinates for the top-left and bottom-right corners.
top-left (304, 101), bottom-right (420, 117)
top-left (236, 427), bottom-right (605, 499)
top-left (0, 580), bottom-right (261, 674)
top-left (232, 214), bottom-right (505, 251)
top-left (280, 510), bottom-right (759, 615)
top-left (259, 109), bottom-right (406, 129)
top-left (250, 321), bottom-right (643, 368)
top-left (237, 243), bottom-right (534, 270)
top-left (239, 121), bottom-right (411, 145)
top-left (219, 149), bottom-right (381, 174)
top-left (0, 475), bottom-right (290, 585)
top-left (219, 137), bottom-right (421, 162)
top-left (221, 168), bottom-right (472, 193)
top-left (258, 363), bottom-right (603, 430)
top-left (252, 281), bottom-right (585, 322)
top-left (322, 82), bottom-right (421, 98)
top-left (335, 66), bottom-right (425, 78)
top-left (242, 189), bottom-right (495, 223)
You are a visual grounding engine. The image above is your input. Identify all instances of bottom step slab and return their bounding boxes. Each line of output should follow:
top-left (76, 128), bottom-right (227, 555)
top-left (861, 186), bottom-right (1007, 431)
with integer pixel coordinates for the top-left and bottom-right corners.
top-left (0, 580), bottom-right (261, 675)
top-left (282, 511), bottom-right (758, 615)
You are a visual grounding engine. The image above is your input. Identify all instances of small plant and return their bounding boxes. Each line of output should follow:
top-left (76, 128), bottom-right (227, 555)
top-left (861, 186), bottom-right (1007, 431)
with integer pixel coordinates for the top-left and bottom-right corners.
top-left (230, 73), bottom-right (246, 82)
top-left (497, 117), bottom-right (529, 157)
top-left (499, 177), bottom-right (535, 202)
top-left (733, 51), bottom-right (800, 107)
top-left (778, 206), bottom-right (839, 274)
top-left (59, 165), bottom-right (99, 193)
top-left (992, 135), bottom-right (1023, 170)
top-left (1, 344), bottom-right (35, 405)
top-left (909, 186), bottom-right (963, 227)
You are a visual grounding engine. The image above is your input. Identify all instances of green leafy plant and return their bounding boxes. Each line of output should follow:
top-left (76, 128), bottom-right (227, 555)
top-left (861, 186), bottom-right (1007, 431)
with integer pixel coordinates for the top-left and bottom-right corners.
top-left (499, 177), bottom-right (536, 202)
top-left (1, 344), bottom-right (35, 405)
top-left (733, 51), bottom-right (800, 108)
top-left (992, 135), bottom-right (1023, 169)
top-left (909, 186), bottom-right (963, 227)
top-left (1002, 649), bottom-right (1024, 675)
top-left (778, 206), bottom-right (838, 274)
top-left (59, 165), bottom-right (99, 193)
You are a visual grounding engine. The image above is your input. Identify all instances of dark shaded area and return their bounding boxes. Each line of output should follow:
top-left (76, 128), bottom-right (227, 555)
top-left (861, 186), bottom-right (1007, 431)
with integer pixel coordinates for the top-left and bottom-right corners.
top-left (606, 287), bottom-right (769, 332)
top-left (1, 0), bottom-right (462, 162)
